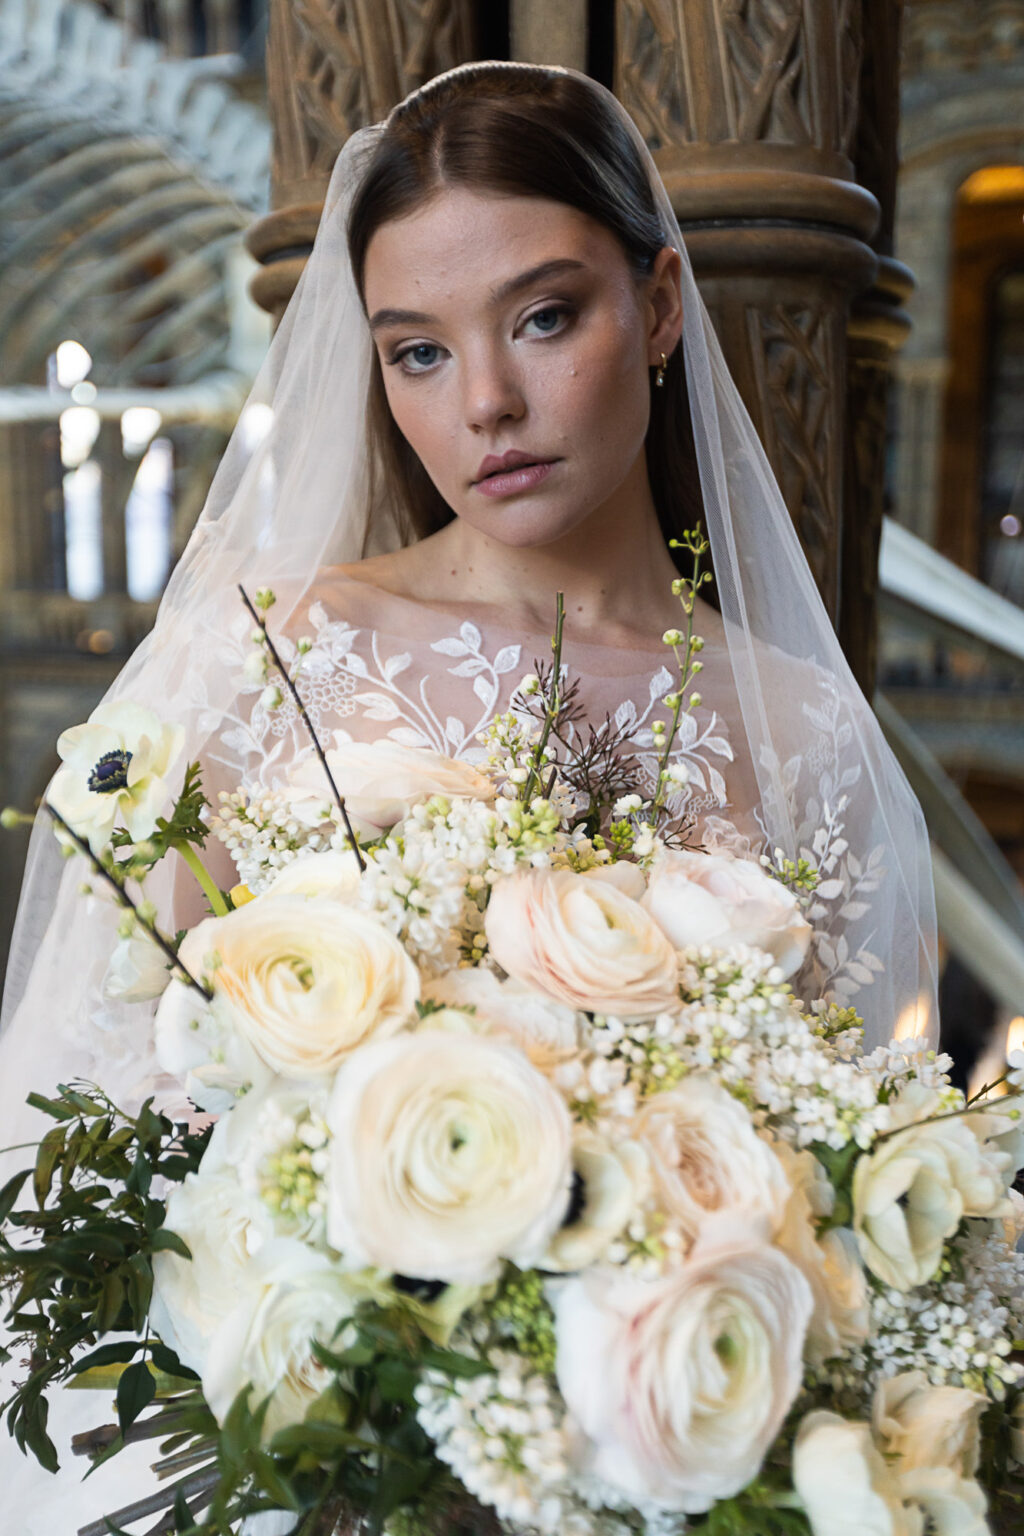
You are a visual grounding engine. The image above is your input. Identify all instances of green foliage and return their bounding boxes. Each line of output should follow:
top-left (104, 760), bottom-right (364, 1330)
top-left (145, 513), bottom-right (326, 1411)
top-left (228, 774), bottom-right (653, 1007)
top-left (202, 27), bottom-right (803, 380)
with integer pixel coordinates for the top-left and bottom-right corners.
top-left (691, 1474), bottom-right (811, 1535)
top-left (0, 1083), bottom-right (209, 1468)
top-left (111, 760), bottom-right (211, 869)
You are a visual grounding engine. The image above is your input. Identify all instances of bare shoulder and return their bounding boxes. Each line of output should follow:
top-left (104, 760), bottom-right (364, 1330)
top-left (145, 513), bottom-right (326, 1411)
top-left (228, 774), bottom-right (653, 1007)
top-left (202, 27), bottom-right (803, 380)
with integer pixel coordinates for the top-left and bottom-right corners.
top-left (327, 543), bottom-right (438, 601)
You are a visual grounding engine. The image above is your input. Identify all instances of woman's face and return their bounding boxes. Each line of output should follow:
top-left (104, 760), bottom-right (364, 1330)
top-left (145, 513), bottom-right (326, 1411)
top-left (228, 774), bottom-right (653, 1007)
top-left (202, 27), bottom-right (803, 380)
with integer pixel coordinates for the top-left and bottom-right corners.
top-left (362, 186), bottom-right (681, 549)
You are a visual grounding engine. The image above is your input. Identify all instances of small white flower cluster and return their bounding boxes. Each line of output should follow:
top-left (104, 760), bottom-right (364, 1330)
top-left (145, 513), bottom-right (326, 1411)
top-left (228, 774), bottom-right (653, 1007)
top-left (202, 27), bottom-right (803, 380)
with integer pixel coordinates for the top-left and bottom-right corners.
top-left (598, 945), bottom-right (890, 1150)
top-left (859, 1037), bottom-right (959, 1098)
top-left (210, 788), bottom-right (343, 893)
top-left (357, 795), bottom-right (564, 973)
top-left (839, 1227), bottom-right (1024, 1403)
top-left (415, 1352), bottom-right (602, 1536)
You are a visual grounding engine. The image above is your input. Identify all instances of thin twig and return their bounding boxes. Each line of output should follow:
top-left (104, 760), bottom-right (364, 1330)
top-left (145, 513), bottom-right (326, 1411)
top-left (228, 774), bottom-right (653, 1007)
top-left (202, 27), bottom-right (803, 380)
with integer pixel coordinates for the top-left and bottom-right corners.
top-left (239, 585), bottom-right (365, 871)
top-left (77, 1466), bottom-right (220, 1536)
top-left (44, 803), bottom-right (212, 1003)
top-left (522, 592), bottom-right (565, 804)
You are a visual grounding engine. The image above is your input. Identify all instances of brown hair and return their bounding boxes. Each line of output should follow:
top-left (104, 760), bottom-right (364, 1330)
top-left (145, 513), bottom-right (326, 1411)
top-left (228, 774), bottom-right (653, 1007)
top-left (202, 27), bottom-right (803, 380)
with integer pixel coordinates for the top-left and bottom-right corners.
top-left (347, 62), bottom-right (702, 560)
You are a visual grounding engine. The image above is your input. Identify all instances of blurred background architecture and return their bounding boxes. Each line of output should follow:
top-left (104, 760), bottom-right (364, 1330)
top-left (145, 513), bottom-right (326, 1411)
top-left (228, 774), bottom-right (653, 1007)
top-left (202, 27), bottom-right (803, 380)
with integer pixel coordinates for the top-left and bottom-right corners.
top-left (1, 0), bottom-right (1022, 1086)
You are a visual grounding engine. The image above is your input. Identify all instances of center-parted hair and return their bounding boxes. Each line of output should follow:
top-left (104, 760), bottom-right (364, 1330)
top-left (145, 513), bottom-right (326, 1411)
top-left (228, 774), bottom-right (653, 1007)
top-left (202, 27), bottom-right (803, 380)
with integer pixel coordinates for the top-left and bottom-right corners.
top-left (347, 62), bottom-right (700, 555)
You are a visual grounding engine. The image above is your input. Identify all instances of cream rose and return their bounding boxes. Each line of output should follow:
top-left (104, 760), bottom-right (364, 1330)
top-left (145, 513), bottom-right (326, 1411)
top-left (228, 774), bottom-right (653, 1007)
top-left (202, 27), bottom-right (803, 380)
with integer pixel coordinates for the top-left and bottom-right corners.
top-left (161, 894), bottom-right (418, 1084)
top-left (793, 1412), bottom-right (917, 1536)
top-left (853, 1082), bottom-right (1013, 1290)
top-left (794, 1376), bottom-right (991, 1536)
top-left (485, 866), bottom-right (680, 1019)
top-left (325, 1029), bottom-right (572, 1284)
top-left (202, 1240), bottom-right (358, 1436)
top-left (150, 1169), bottom-right (275, 1377)
top-left (632, 1076), bottom-right (791, 1249)
top-left (773, 1141), bottom-right (869, 1365)
top-left (423, 966), bottom-right (581, 1070)
top-left (873, 1372), bottom-right (986, 1479)
top-left (641, 848), bottom-right (812, 978)
top-left (554, 1220), bottom-right (812, 1513)
top-left (287, 739), bottom-right (495, 836)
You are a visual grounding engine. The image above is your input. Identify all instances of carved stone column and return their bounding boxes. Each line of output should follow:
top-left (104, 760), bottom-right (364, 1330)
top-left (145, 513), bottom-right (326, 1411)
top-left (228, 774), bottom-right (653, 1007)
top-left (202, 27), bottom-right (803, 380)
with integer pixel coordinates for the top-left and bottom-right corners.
top-left (840, 0), bottom-right (910, 695)
top-left (247, 0), bottom-right (478, 320)
top-left (615, 0), bottom-right (881, 621)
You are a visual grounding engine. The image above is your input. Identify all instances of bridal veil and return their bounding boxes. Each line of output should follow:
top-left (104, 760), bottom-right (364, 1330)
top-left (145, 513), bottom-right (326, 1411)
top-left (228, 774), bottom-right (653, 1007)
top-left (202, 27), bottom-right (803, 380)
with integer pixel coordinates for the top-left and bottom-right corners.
top-left (1, 63), bottom-right (938, 1162)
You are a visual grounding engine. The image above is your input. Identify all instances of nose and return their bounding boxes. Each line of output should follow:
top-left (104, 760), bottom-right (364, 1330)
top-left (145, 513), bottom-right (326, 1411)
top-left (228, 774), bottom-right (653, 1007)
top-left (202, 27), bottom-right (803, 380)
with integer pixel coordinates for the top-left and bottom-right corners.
top-left (463, 347), bottom-right (525, 433)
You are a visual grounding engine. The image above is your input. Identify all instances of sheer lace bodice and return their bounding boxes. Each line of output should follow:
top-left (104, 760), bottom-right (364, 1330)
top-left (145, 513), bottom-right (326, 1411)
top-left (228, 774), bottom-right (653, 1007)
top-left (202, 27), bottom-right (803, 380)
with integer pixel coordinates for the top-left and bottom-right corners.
top-left (206, 573), bottom-right (752, 841)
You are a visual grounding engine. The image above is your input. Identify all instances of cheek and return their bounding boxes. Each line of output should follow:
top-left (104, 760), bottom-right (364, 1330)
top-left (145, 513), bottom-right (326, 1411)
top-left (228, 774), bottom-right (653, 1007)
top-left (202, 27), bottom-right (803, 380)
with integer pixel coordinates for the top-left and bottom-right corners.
top-left (556, 309), bottom-right (649, 460)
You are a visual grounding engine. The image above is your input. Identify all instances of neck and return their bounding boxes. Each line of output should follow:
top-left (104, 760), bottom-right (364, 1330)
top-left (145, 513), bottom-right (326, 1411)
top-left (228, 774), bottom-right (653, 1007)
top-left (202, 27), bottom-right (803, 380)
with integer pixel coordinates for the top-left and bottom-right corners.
top-left (423, 453), bottom-right (682, 640)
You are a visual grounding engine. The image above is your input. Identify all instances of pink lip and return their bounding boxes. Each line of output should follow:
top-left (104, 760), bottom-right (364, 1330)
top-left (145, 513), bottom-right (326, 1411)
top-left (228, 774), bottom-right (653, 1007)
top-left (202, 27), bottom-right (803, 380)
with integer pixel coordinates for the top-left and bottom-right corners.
top-left (473, 460), bottom-right (559, 498)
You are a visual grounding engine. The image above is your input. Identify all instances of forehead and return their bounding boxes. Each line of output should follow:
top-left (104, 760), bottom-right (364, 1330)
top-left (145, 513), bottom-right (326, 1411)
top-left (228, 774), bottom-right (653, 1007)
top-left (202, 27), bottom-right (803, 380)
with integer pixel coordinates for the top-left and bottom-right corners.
top-left (362, 186), bottom-right (626, 309)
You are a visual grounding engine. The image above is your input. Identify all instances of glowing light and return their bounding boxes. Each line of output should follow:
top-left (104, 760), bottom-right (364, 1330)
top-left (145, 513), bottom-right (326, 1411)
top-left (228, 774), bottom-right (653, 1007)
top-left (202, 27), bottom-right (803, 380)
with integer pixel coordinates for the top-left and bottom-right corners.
top-left (64, 460), bottom-right (103, 600)
top-left (71, 380), bottom-right (97, 405)
top-left (1007, 1016), bottom-right (1024, 1059)
top-left (55, 340), bottom-right (93, 390)
top-left (1000, 513), bottom-right (1022, 537)
top-left (121, 406), bottom-right (162, 457)
top-left (894, 996), bottom-right (931, 1042)
top-left (59, 405), bottom-right (101, 469)
top-left (960, 165), bottom-right (1024, 203)
top-left (240, 401), bottom-right (274, 451)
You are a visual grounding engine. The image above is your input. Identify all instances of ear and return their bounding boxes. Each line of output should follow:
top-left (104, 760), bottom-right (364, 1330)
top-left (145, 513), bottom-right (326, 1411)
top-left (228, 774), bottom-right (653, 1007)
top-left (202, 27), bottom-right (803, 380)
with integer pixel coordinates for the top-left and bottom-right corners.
top-left (645, 246), bottom-right (684, 365)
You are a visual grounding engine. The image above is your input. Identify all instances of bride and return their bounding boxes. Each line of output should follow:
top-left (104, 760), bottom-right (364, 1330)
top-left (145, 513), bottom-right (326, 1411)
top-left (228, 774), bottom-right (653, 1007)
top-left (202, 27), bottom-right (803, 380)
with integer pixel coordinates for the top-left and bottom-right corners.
top-left (0, 60), bottom-right (938, 1532)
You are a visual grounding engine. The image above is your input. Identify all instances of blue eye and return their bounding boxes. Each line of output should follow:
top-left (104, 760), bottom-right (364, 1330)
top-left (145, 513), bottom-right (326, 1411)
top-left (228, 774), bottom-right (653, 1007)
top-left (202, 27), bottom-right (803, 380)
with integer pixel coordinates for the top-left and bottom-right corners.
top-left (525, 306), bottom-right (569, 336)
top-left (396, 342), bottom-right (442, 373)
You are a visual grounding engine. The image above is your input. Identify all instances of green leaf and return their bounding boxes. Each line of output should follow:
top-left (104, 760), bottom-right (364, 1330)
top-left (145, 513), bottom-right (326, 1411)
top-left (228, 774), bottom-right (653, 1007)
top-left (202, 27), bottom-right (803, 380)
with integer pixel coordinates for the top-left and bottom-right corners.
top-left (116, 1359), bottom-right (157, 1435)
top-left (70, 1340), bottom-right (141, 1376)
top-left (25, 1092), bottom-right (79, 1122)
top-left (149, 1339), bottom-right (199, 1380)
top-left (0, 1167), bottom-right (30, 1225)
top-left (251, 1457), bottom-right (302, 1512)
top-left (418, 1344), bottom-right (491, 1379)
top-left (311, 1337), bottom-right (375, 1372)
top-left (151, 1229), bottom-right (192, 1260)
top-left (375, 1359), bottom-right (419, 1404)
top-left (33, 1124), bottom-right (66, 1207)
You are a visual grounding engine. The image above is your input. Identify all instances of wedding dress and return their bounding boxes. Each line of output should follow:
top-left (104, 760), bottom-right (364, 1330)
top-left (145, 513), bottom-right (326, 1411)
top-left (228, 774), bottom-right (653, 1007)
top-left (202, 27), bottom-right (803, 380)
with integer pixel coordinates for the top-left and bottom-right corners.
top-left (0, 61), bottom-right (939, 1535)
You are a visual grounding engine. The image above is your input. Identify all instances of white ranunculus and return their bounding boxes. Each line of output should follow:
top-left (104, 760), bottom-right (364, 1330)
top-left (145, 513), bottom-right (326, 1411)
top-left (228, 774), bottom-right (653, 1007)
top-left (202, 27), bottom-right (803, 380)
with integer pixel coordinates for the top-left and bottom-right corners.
top-left (287, 739), bottom-right (496, 836)
top-left (641, 848), bottom-right (812, 978)
top-left (632, 1076), bottom-right (791, 1248)
top-left (873, 1372), bottom-right (986, 1480)
top-left (773, 1141), bottom-right (869, 1365)
top-left (422, 967), bottom-right (581, 1070)
top-left (150, 1169), bottom-right (275, 1378)
top-left (326, 1029), bottom-right (572, 1284)
top-left (793, 1411), bottom-right (918, 1536)
top-left (853, 1082), bottom-right (1014, 1290)
top-left (48, 700), bottom-right (184, 851)
top-left (102, 929), bottom-right (170, 1002)
top-left (154, 977), bottom-right (273, 1114)
top-left (485, 867), bottom-right (680, 1020)
top-left (202, 1076), bottom-right (332, 1243)
top-left (263, 849), bottom-right (362, 903)
top-left (582, 861), bottom-right (648, 901)
top-left (554, 1220), bottom-right (812, 1513)
top-left (543, 1131), bottom-right (650, 1272)
top-left (201, 1240), bottom-right (358, 1436)
top-left (162, 894), bottom-right (419, 1084)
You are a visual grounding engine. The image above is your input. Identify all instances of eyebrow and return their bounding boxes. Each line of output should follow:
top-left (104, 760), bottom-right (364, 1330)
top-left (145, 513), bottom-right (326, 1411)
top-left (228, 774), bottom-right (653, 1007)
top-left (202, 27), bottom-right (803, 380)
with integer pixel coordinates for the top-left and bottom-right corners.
top-left (367, 257), bottom-right (588, 334)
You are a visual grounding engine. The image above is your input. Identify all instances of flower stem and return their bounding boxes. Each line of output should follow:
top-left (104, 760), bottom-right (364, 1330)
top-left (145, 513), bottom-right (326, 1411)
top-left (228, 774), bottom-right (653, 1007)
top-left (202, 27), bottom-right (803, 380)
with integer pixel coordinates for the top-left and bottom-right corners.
top-left (522, 592), bottom-right (565, 805)
top-left (43, 803), bottom-right (212, 1004)
top-left (176, 841), bottom-right (229, 917)
top-left (238, 585), bottom-right (365, 872)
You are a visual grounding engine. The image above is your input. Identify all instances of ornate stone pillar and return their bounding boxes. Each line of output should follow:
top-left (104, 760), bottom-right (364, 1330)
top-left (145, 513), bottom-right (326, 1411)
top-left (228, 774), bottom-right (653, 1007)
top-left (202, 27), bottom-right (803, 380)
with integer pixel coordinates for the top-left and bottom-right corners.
top-left (510, 0), bottom-right (588, 70)
top-left (615, 0), bottom-right (881, 622)
top-left (247, 0), bottom-right (478, 320)
top-left (840, 0), bottom-right (912, 695)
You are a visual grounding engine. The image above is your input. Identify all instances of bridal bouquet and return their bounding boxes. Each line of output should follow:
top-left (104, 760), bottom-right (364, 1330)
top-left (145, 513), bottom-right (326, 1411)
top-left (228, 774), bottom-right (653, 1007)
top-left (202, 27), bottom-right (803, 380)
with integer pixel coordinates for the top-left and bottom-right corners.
top-left (3, 541), bottom-right (1024, 1536)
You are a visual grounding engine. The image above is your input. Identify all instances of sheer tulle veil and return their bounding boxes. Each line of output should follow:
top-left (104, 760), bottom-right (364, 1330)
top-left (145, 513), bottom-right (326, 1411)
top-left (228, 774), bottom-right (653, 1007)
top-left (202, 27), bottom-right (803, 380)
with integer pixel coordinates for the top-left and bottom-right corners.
top-left (1, 63), bottom-right (938, 1161)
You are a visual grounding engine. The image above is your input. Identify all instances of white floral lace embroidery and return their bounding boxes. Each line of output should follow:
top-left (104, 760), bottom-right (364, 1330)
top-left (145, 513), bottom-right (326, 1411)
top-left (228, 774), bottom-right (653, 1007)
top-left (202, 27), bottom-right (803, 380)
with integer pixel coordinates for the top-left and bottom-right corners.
top-left (211, 600), bottom-right (888, 1009)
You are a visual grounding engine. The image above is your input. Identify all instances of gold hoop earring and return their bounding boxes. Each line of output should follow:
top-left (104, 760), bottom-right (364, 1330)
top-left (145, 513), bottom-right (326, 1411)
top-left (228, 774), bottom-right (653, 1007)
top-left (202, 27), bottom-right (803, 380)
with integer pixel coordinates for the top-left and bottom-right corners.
top-left (654, 352), bottom-right (668, 388)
